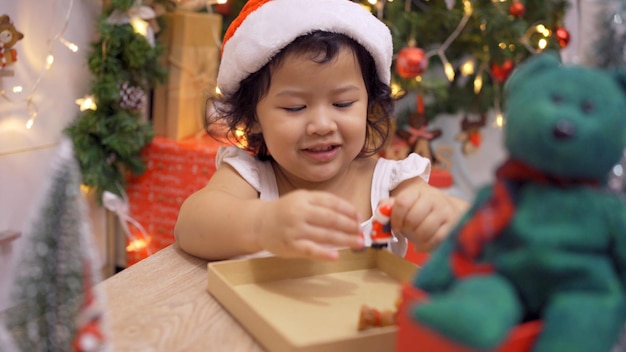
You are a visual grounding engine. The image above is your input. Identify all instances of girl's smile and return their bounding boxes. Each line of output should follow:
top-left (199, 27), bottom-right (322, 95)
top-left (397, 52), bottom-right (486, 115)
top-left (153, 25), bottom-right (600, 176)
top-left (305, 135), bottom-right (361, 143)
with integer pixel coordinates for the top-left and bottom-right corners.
top-left (256, 47), bottom-right (369, 186)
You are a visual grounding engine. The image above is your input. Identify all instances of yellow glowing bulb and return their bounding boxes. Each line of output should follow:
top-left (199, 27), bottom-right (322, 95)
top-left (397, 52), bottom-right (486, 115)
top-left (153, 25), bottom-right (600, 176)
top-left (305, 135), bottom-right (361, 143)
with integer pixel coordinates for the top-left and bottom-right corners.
top-left (25, 116), bottom-right (35, 129)
top-left (463, 0), bottom-right (473, 15)
top-left (538, 38), bottom-right (548, 50)
top-left (60, 37), bottom-right (79, 52)
top-left (12, 86), bottom-right (22, 93)
top-left (127, 238), bottom-right (149, 252)
top-left (474, 75), bottom-right (483, 94)
top-left (444, 62), bottom-right (455, 81)
top-left (80, 184), bottom-right (93, 195)
top-left (216, 0), bottom-right (227, 3)
top-left (461, 60), bottom-right (475, 76)
top-left (215, 86), bottom-right (222, 95)
top-left (367, 0), bottom-right (377, 4)
top-left (495, 113), bottom-right (505, 128)
top-left (76, 95), bottom-right (98, 111)
top-left (130, 17), bottom-right (149, 36)
top-left (45, 54), bottom-right (54, 70)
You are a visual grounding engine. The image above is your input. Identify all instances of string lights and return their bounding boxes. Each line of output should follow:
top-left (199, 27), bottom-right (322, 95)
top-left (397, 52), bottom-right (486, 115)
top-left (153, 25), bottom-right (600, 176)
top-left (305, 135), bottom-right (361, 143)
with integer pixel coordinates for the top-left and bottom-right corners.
top-left (0, 0), bottom-right (77, 130)
top-left (364, 0), bottom-right (568, 128)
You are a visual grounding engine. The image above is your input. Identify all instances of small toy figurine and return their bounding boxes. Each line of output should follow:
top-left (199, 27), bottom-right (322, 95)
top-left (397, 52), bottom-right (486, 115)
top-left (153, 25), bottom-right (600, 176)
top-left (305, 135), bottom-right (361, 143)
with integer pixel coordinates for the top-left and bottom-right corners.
top-left (0, 15), bottom-right (24, 71)
top-left (370, 203), bottom-right (393, 249)
top-left (396, 94), bottom-right (443, 163)
top-left (455, 113), bottom-right (487, 155)
top-left (408, 53), bottom-right (626, 352)
top-left (357, 304), bottom-right (397, 331)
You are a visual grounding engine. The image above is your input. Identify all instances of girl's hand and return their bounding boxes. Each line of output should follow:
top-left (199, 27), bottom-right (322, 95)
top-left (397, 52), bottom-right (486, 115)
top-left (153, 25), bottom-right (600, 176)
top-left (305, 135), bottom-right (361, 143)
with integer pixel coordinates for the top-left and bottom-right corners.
top-left (389, 181), bottom-right (466, 252)
top-left (256, 190), bottom-right (364, 260)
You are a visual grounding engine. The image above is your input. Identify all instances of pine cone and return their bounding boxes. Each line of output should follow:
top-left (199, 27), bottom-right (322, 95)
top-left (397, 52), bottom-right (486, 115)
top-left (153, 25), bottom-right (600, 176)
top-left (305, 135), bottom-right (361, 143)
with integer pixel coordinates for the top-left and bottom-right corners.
top-left (119, 82), bottom-right (146, 111)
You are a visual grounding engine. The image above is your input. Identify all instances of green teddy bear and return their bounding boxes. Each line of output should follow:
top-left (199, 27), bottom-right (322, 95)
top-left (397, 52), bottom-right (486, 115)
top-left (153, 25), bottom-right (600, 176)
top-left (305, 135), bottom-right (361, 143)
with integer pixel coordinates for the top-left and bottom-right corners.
top-left (412, 53), bottom-right (626, 352)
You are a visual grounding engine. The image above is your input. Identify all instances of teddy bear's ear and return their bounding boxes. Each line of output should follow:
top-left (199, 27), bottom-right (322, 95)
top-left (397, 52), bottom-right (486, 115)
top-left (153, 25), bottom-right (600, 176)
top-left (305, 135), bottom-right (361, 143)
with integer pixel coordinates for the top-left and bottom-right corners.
top-left (504, 52), bottom-right (561, 94)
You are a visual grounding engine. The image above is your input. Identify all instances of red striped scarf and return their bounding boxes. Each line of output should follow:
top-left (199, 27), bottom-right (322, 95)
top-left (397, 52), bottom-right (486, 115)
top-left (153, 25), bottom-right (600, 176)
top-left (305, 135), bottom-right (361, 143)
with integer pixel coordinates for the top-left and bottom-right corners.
top-left (451, 159), bottom-right (600, 277)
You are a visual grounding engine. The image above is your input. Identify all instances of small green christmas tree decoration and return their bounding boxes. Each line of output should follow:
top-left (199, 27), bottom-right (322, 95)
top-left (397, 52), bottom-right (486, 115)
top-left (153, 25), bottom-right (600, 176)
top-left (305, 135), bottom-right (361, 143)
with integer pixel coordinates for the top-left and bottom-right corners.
top-left (65, 0), bottom-right (172, 201)
top-left (2, 138), bottom-right (109, 351)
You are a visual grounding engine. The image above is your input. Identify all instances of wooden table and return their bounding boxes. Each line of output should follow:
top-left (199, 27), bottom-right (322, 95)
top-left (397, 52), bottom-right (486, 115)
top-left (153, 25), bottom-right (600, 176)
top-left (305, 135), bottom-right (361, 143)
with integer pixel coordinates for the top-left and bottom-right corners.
top-left (99, 244), bottom-right (264, 351)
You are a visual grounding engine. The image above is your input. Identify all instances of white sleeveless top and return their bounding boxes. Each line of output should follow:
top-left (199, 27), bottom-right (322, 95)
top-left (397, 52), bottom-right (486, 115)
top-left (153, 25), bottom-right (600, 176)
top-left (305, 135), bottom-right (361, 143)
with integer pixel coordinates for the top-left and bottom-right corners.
top-left (216, 146), bottom-right (431, 259)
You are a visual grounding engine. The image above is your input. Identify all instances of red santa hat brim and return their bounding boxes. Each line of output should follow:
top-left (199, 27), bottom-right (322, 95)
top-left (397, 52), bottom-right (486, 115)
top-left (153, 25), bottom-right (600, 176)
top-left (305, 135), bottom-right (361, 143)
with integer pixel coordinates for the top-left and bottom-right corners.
top-left (217, 0), bottom-right (392, 95)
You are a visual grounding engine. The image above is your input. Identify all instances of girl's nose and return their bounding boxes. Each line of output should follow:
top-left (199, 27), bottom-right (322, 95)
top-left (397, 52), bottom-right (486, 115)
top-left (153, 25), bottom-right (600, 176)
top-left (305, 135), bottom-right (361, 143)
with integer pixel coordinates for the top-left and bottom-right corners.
top-left (306, 107), bottom-right (337, 135)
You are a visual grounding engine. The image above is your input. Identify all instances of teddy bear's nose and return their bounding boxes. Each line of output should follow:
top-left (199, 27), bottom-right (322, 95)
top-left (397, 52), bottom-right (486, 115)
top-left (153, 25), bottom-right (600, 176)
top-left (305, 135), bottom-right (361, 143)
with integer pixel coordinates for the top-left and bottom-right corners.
top-left (553, 120), bottom-right (575, 139)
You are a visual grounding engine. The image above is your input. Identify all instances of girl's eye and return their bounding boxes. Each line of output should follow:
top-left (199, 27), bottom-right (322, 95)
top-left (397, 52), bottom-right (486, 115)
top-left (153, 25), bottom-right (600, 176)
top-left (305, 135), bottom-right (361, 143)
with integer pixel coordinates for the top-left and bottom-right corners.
top-left (282, 106), bottom-right (305, 112)
top-left (334, 101), bottom-right (354, 108)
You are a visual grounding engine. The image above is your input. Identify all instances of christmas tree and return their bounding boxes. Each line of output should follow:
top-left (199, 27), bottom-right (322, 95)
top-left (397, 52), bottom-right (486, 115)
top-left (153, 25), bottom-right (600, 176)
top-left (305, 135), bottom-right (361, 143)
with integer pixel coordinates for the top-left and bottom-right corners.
top-left (377, 0), bottom-right (569, 119)
top-left (1, 138), bottom-right (109, 351)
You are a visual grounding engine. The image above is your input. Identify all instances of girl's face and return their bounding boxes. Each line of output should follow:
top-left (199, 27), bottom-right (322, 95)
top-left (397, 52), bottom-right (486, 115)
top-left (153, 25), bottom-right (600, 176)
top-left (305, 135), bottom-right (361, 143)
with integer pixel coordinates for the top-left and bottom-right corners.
top-left (256, 47), bottom-right (369, 185)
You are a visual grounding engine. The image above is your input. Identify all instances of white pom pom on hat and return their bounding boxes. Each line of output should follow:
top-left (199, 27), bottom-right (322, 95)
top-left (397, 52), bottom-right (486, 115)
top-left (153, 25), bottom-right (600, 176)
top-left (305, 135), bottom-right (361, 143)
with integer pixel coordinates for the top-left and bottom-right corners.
top-left (217, 0), bottom-right (393, 96)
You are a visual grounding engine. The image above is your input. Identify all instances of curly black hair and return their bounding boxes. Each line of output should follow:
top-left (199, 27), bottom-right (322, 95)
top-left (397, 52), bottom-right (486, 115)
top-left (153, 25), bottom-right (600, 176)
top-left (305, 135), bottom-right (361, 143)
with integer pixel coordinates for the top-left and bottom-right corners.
top-left (206, 30), bottom-right (394, 161)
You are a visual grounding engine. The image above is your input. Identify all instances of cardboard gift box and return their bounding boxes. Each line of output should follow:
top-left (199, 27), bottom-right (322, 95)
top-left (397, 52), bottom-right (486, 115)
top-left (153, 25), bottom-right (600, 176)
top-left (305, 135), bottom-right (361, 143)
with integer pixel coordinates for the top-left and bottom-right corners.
top-left (208, 248), bottom-right (418, 352)
top-left (126, 134), bottom-right (224, 265)
top-left (152, 11), bottom-right (223, 140)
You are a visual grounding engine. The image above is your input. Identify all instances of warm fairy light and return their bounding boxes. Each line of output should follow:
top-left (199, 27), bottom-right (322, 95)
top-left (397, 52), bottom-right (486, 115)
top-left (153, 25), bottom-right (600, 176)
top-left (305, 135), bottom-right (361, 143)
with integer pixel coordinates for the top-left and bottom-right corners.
top-left (215, 86), bottom-right (221, 95)
top-left (130, 17), bottom-right (149, 36)
top-left (368, 0), bottom-right (377, 4)
top-left (12, 86), bottom-right (22, 93)
top-left (535, 24), bottom-right (550, 37)
top-left (25, 116), bottom-right (35, 129)
top-left (538, 38), bottom-right (548, 50)
top-left (463, 0), bottom-right (473, 15)
top-left (495, 112), bottom-right (505, 128)
top-left (45, 54), bottom-right (55, 70)
top-left (79, 184), bottom-right (93, 195)
top-left (474, 75), bottom-right (483, 94)
top-left (126, 238), bottom-right (149, 252)
top-left (461, 60), bottom-right (475, 76)
top-left (234, 127), bottom-right (245, 138)
top-left (76, 95), bottom-right (97, 111)
top-left (216, 0), bottom-right (227, 3)
top-left (391, 82), bottom-right (403, 96)
top-left (443, 61), bottom-right (455, 81)
top-left (60, 37), bottom-right (79, 52)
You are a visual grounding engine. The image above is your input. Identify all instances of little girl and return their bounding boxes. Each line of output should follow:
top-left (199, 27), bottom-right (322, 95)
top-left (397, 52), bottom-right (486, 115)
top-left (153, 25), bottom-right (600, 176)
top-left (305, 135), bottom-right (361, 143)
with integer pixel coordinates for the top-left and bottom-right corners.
top-left (175, 0), bottom-right (468, 261)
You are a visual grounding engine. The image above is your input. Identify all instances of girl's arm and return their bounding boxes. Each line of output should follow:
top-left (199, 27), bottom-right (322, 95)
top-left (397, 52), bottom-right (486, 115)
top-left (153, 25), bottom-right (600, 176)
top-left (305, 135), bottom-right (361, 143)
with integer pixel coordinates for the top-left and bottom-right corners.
top-left (174, 164), bottom-right (266, 260)
top-left (174, 164), bottom-right (364, 261)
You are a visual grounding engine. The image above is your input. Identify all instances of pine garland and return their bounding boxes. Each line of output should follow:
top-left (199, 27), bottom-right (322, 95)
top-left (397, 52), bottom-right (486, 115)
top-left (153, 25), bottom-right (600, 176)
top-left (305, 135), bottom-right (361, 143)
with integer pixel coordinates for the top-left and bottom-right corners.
top-left (65, 0), bottom-right (172, 201)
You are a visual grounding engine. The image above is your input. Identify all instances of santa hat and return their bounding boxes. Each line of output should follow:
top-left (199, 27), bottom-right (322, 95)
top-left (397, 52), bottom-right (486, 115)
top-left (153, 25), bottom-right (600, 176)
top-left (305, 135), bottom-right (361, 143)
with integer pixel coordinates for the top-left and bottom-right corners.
top-left (217, 0), bottom-right (393, 96)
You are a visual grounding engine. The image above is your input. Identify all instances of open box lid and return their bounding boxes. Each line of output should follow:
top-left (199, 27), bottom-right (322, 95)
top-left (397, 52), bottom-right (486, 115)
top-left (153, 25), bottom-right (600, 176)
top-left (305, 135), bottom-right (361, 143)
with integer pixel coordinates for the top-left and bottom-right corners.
top-left (207, 249), bottom-right (418, 352)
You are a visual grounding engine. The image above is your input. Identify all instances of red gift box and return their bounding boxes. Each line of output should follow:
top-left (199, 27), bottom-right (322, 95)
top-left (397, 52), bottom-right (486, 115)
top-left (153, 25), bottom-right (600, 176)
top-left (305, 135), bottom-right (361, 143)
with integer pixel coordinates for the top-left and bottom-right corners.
top-left (125, 134), bottom-right (224, 265)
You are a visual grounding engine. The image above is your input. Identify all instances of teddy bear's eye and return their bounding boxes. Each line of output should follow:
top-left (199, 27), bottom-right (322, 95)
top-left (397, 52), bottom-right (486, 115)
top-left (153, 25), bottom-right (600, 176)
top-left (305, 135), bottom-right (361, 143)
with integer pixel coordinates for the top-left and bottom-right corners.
top-left (581, 101), bottom-right (594, 113)
top-left (551, 94), bottom-right (564, 104)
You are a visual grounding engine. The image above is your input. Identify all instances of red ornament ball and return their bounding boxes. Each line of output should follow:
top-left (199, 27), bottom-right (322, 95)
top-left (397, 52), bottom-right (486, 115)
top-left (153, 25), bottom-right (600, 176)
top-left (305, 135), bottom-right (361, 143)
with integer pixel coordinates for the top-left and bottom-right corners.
top-left (215, 3), bottom-right (231, 16)
top-left (555, 27), bottom-right (571, 48)
top-left (509, 1), bottom-right (525, 18)
top-left (490, 60), bottom-right (515, 83)
top-left (395, 47), bottom-right (428, 79)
